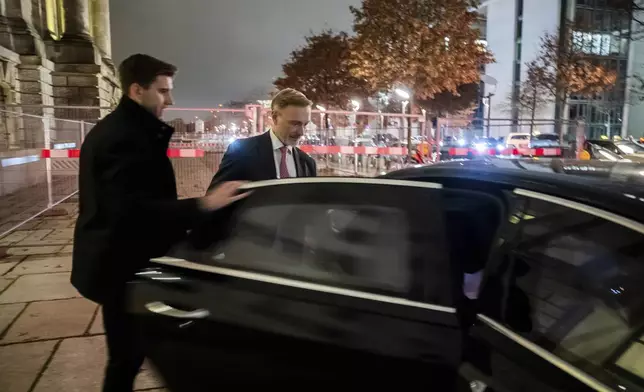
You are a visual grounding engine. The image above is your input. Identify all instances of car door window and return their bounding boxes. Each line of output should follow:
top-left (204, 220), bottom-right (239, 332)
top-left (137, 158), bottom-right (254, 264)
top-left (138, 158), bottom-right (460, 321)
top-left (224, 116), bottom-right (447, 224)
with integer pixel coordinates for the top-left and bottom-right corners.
top-left (186, 180), bottom-right (453, 304)
top-left (218, 203), bottom-right (411, 295)
top-left (484, 192), bottom-right (644, 387)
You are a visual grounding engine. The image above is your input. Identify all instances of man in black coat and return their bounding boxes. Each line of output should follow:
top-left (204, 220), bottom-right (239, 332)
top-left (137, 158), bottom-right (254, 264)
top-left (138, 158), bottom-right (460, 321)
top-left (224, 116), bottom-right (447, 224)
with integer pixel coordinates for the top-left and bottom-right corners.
top-left (72, 54), bottom-right (248, 392)
top-left (208, 88), bottom-right (317, 189)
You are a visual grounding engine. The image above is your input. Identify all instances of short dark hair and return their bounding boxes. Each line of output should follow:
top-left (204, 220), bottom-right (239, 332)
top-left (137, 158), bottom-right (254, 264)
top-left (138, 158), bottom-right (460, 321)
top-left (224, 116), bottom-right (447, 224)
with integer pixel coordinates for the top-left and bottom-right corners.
top-left (118, 54), bottom-right (177, 92)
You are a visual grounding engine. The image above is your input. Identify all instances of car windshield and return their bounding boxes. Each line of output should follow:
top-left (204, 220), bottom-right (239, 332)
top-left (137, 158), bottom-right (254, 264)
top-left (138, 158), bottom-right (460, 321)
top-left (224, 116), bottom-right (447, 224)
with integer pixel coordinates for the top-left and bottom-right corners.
top-left (510, 135), bottom-right (529, 140)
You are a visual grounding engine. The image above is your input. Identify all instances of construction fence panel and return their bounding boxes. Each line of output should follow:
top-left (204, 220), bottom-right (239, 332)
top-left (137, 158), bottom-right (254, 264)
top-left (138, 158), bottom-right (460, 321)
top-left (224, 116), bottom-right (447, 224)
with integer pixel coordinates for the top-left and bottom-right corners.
top-left (0, 107), bottom-right (99, 235)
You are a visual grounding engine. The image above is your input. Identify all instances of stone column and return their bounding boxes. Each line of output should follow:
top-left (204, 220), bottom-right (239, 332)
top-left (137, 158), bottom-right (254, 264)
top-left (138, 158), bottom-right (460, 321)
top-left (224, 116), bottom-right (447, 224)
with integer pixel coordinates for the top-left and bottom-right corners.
top-left (4, 0), bottom-right (44, 56)
top-left (62, 0), bottom-right (90, 40)
top-left (90, 0), bottom-right (110, 58)
top-left (48, 0), bottom-right (97, 64)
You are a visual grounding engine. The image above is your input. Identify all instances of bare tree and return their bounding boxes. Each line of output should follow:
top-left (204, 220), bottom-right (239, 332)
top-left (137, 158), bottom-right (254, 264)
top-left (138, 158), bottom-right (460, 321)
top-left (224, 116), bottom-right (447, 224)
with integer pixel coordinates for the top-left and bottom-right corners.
top-left (530, 21), bottom-right (618, 140)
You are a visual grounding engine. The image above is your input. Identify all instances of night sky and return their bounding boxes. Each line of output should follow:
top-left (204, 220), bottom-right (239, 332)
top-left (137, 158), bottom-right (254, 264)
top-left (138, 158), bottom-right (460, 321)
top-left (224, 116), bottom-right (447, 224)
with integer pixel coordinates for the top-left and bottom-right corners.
top-left (110, 0), bottom-right (359, 107)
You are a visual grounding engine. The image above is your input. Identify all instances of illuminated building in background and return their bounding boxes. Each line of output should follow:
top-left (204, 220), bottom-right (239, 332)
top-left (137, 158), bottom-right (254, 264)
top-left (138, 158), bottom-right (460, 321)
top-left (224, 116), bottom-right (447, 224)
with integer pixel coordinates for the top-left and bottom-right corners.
top-left (481, 0), bottom-right (639, 137)
top-left (195, 119), bottom-right (205, 133)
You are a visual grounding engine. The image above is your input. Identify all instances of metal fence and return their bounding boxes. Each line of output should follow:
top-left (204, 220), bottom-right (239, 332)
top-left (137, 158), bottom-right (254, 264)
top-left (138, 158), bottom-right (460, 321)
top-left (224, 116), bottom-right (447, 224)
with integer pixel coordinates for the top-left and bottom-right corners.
top-left (0, 108), bottom-right (95, 235)
top-left (0, 106), bottom-right (419, 236)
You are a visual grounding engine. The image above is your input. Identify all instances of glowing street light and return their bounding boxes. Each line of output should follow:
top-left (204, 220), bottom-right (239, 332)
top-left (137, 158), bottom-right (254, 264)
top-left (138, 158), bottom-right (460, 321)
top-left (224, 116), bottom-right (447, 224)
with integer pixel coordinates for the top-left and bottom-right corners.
top-left (350, 99), bottom-right (360, 111)
top-left (395, 88), bottom-right (410, 100)
top-left (316, 105), bottom-right (326, 111)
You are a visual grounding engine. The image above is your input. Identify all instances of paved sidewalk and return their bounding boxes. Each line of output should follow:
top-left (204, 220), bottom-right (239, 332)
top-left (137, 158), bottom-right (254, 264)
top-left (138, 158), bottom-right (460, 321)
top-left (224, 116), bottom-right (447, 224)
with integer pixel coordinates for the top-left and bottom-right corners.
top-left (0, 195), bottom-right (166, 392)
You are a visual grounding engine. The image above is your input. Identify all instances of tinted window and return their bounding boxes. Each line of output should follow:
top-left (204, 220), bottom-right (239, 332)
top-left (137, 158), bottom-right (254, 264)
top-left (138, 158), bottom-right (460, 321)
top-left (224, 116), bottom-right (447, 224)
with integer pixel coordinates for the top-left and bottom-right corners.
top-left (510, 135), bottom-right (529, 140)
top-left (487, 195), bottom-right (644, 386)
top-left (214, 204), bottom-right (412, 295)
top-left (534, 134), bottom-right (558, 141)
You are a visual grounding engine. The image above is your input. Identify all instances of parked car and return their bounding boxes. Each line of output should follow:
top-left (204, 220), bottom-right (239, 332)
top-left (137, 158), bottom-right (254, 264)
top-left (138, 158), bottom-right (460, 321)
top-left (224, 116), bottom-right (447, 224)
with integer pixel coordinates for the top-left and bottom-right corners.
top-left (529, 133), bottom-right (561, 148)
top-left (127, 162), bottom-right (644, 391)
top-left (584, 139), bottom-right (644, 162)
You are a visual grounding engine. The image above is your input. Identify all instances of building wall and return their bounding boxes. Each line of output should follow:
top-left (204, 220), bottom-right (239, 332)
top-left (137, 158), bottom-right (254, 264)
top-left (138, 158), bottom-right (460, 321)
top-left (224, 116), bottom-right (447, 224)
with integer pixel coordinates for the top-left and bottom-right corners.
top-left (485, 0), bottom-right (639, 138)
top-left (626, 11), bottom-right (644, 138)
top-left (485, 0), bottom-right (563, 136)
top-left (485, 0), bottom-right (517, 137)
top-left (0, 0), bottom-right (120, 151)
top-left (520, 0), bottom-right (560, 132)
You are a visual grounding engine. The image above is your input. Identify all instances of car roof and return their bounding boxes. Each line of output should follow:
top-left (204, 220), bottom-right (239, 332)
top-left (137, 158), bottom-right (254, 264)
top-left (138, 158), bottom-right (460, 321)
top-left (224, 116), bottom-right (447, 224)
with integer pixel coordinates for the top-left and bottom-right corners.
top-left (383, 159), bottom-right (644, 221)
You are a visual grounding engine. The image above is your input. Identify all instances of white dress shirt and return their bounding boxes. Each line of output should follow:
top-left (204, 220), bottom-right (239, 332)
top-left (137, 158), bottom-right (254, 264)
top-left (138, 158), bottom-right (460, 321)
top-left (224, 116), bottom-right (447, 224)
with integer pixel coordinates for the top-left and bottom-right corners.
top-left (269, 130), bottom-right (297, 178)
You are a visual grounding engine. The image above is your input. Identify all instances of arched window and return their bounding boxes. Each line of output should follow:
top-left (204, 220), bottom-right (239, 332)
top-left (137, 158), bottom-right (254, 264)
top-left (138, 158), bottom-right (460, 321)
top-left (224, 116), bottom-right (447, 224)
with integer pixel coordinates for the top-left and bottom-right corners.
top-left (45, 0), bottom-right (65, 40)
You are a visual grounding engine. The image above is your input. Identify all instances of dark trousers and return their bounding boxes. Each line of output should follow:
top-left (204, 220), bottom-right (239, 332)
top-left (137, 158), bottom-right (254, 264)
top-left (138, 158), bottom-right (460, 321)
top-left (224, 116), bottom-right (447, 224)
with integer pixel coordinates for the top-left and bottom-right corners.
top-left (102, 295), bottom-right (145, 392)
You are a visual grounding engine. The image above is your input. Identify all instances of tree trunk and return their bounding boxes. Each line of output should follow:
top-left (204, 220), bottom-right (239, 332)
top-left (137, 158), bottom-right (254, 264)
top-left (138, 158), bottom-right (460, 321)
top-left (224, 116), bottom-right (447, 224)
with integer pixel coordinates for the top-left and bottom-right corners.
top-left (529, 89), bottom-right (536, 142)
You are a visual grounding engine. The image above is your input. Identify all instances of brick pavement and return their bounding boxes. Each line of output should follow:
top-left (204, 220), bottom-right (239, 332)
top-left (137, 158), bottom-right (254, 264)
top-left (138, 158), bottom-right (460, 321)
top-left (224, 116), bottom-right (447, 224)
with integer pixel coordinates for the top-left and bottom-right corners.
top-left (0, 195), bottom-right (166, 392)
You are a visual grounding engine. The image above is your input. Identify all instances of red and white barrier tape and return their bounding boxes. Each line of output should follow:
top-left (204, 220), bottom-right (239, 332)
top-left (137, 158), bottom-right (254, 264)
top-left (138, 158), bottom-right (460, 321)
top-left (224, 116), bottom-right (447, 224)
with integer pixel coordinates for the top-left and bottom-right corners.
top-left (41, 149), bottom-right (205, 158)
top-left (41, 146), bottom-right (561, 159)
top-left (446, 147), bottom-right (561, 157)
top-left (298, 145), bottom-right (409, 155)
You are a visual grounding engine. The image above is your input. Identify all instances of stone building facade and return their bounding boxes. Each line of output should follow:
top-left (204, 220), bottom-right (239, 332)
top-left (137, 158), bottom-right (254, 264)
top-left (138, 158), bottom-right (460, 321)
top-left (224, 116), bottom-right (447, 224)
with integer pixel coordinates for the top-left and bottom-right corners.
top-left (0, 0), bottom-right (120, 150)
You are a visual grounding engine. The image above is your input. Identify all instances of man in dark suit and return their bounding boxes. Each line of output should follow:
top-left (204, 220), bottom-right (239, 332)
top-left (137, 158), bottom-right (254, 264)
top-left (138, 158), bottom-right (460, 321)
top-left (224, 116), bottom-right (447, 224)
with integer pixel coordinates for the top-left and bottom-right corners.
top-left (209, 88), bottom-right (317, 188)
top-left (72, 54), bottom-right (248, 392)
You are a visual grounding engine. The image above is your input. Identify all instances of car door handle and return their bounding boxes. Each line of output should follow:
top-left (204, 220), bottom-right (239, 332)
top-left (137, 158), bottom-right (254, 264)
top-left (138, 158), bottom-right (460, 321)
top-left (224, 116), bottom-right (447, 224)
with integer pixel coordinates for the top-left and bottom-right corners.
top-left (145, 301), bottom-right (210, 319)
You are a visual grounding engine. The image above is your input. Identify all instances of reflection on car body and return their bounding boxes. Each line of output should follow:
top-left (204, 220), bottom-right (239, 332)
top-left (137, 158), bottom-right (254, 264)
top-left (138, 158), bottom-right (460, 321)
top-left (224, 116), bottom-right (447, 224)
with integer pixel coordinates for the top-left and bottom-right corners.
top-left (127, 165), bottom-right (644, 391)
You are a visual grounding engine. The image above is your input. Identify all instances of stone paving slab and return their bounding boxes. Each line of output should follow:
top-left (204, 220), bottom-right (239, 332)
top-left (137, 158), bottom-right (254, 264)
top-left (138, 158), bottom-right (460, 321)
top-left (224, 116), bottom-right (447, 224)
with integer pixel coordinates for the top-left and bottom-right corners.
top-left (43, 228), bottom-right (74, 242)
top-left (8, 255), bottom-right (72, 277)
top-left (7, 245), bottom-right (65, 256)
top-left (12, 229), bottom-right (54, 246)
top-left (36, 220), bottom-right (76, 230)
top-left (60, 244), bottom-right (74, 253)
top-left (0, 276), bottom-right (15, 291)
top-left (2, 298), bottom-right (97, 343)
top-left (88, 308), bottom-right (104, 335)
top-left (0, 231), bottom-right (31, 246)
top-left (0, 261), bottom-right (18, 275)
top-left (0, 303), bottom-right (26, 335)
top-left (33, 336), bottom-right (164, 392)
top-left (15, 220), bottom-right (43, 231)
top-left (0, 340), bottom-right (57, 392)
top-left (0, 272), bottom-right (79, 304)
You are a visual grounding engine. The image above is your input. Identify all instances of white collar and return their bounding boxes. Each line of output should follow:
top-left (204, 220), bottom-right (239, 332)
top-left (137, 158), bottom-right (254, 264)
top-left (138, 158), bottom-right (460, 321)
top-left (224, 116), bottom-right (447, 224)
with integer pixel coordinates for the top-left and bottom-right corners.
top-left (269, 130), bottom-right (293, 152)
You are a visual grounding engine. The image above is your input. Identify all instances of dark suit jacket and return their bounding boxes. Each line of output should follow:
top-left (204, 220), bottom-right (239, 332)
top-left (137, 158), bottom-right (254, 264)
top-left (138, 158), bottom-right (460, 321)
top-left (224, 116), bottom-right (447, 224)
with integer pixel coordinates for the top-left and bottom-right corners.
top-left (72, 97), bottom-right (203, 304)
top-left (209, 132), bottom-right (316, 190)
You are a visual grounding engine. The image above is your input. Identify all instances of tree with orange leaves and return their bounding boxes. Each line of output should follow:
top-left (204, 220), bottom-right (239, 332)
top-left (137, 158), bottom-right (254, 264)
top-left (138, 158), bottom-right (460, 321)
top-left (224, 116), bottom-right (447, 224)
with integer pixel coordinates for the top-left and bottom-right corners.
top-left (349, 0), bottom-right (493, 100)
top-left (529, 21), bottom-right (617, 138)
top-left (273, 30), bottom-right (374, 111)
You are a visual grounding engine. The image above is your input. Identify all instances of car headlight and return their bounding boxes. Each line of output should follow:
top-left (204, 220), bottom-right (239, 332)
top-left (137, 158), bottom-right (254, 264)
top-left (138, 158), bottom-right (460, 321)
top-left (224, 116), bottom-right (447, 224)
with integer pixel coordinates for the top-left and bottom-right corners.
top-left (475, 143), bottom-right (487, 152)
top-left (496, 144), bottom-right (505, 151)
top-left (457, 139), bottom-right (466, 146)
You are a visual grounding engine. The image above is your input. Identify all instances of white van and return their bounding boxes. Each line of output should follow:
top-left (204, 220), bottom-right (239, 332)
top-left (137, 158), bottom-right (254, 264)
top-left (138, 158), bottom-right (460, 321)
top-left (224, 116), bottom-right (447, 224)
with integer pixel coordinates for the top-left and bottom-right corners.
top-left (506, 133), bottom-right (530, 148)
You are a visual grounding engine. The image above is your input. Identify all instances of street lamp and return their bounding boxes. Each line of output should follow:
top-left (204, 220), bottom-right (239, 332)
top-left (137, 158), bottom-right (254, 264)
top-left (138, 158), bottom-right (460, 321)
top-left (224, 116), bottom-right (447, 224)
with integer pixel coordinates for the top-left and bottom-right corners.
top-left (350, 99), bottom-right (360, 111)
top-left (315, 104), bottom-right (326, 127)
top-left (481, 75), bottom-right (498, 138)
top-left (395, 88), bottom-right (414, 157)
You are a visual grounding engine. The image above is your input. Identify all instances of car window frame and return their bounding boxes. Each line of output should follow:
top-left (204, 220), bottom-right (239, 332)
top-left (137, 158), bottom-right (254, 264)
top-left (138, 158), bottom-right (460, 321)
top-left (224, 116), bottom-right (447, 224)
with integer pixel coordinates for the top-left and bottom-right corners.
top-left (185, 177), bottom-right (459, 306)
